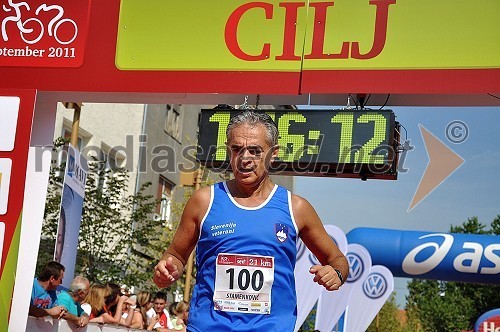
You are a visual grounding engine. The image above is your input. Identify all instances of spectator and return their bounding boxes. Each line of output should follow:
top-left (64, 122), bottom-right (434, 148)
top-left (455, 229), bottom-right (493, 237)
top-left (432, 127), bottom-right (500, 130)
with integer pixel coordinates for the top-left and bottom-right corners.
top-left (171, 301), bottom-right (189, 331)
top-left (81, 284), bottom-right (109, 319)
top-left (29, 261), bottom-right (67, 319)
top-left (137, 291), bottom-right (153, 329)
top-left (57, 276), bottom-right (90, 328)
top-left (168, 301), bottom-right (178, 318)
top-left (87, 283), bottom-right (128, 325)
top-left (120, 294), bottom-right (144, 329)
top-left (105, 283), bottom-right (122, 311)
top-left (146, 291), bottom-right (174, 331)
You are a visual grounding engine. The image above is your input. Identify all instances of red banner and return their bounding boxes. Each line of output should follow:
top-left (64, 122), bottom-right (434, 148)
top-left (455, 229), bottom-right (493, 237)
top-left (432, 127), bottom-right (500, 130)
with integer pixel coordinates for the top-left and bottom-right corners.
top-left (0, 0), bottom-right (91, 67)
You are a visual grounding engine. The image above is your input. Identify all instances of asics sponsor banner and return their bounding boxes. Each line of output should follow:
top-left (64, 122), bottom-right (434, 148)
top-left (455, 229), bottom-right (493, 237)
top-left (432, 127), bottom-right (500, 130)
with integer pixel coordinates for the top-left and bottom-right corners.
top-left (55, 144), bottom-right (87, 288)
top-left (294, 225), bottom-right (347, 332)
top-left (474, 308), bottom-right (500, 332)
top-left (314, 243), bottom-right (372, 332)
top-left (0, 90), bottom-right (36, 332)
top-left (347, 227), bottom-right (500, 284)
top-left (345, 265), bottom-right (394, 332)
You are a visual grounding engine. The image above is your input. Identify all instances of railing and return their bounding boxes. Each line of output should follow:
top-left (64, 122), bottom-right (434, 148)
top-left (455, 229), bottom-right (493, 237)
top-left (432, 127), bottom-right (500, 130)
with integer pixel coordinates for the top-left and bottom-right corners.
top-left (26, 316), bottom-right (143, 332)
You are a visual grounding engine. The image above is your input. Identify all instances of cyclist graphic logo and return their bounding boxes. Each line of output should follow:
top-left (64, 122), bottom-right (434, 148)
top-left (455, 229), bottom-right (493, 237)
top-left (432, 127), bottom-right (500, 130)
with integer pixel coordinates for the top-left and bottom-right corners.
top-left (1, 0), bottom-right (78, 44)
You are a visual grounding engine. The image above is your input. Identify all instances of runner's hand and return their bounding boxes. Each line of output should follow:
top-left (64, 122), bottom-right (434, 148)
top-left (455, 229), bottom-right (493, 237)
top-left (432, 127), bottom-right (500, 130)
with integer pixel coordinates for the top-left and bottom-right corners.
top-left (309, 264), bottom-right (342, 291)
top-left (153, 256), bottom-right (180, 288)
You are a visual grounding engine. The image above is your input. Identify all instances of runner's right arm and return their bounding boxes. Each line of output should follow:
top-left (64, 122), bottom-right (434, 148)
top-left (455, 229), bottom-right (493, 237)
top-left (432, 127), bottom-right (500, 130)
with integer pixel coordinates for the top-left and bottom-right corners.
top-left (153, 187), bottom-right (210, 288)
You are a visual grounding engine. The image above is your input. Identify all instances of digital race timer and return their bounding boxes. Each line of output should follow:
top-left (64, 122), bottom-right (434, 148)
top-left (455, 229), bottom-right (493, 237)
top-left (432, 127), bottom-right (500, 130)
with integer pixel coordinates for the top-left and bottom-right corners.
top-left (197, 109), bottom-right (400, 180)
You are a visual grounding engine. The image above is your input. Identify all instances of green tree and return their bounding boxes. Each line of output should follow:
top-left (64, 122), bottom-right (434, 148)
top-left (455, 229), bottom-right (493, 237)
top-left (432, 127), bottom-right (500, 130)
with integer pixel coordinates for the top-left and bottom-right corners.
top-left (447, 216), bottom-right (500, 328)
top-left (367, 293), bottom-right (405, 332)
top-left (38, 139), bottom-right (219, 299)
top-left (39, 139), bottom-right (170, 290)
top-left (406, 216), bottom-right (500, 332)
top-left (406, 279), bottom-right (474, 332)
top-left (298, 303), bottom-right (317, 332)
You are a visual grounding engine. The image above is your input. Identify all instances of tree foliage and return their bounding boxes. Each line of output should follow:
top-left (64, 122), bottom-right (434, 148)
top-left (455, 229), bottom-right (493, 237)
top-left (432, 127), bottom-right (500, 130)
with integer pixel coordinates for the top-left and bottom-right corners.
top-left (38, 139), bottom-right (218, 300)
top-left (406, 216), bottom-right (500, 332)
top-left (367, 293), bottom-right (407, 332)
top-left (39, 139), bottom-right (171, 290)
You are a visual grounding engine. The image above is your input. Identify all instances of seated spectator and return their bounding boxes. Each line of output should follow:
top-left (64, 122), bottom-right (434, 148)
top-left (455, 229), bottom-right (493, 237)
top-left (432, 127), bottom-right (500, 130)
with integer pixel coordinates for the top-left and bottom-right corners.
top-left (57, 276), bottom-right (90, 328)
top-left (171, 301), bottom-right (189, 331)
top-left (29, 261), bottom-right (67, 319)
top-left (146, 291), bottom-right (174, 331)
top-left (137, 291), bottom-right (153, 329)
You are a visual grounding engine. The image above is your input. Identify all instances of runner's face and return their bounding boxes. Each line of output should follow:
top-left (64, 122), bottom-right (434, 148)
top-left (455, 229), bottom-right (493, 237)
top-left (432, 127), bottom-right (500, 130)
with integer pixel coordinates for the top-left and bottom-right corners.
top-left (227, 123), bottom-right (277, 185)
top-left (153, 299), bottom-right (166, 314)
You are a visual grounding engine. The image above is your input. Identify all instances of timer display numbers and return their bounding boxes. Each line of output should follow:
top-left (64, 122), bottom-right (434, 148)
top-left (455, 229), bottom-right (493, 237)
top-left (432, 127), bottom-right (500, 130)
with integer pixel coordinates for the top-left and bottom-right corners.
top-left (197, 109), bottom-right (400, 180)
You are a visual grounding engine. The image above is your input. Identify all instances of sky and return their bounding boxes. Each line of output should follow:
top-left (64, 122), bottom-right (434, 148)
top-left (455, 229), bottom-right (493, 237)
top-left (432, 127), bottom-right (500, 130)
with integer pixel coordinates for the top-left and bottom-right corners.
top-left (294, 105), bottom-right (500, 307)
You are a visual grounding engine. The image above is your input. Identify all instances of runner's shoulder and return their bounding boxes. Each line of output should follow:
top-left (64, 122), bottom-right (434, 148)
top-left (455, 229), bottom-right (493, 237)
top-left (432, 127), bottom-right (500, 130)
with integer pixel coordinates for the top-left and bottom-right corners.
top-left (187, 186), bottom-right (211, 208)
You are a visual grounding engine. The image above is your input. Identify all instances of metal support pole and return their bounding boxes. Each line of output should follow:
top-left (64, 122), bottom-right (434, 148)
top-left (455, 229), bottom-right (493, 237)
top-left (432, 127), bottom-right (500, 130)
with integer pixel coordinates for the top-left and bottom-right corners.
top-left (183, 167), bottom-right (202, 301)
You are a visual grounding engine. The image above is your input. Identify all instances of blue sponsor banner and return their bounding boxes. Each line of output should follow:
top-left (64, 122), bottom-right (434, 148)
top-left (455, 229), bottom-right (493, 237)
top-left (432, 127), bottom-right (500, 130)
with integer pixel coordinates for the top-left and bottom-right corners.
top-left (347, 227), bottom-right (500, 284)
top-left (55, 144), bottom-right (88, 289)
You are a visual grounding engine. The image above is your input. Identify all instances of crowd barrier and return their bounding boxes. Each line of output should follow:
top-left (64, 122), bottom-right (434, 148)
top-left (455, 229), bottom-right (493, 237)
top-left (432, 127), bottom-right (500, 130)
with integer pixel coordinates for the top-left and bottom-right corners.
top-left (26, 316), bottom-right (143, 332)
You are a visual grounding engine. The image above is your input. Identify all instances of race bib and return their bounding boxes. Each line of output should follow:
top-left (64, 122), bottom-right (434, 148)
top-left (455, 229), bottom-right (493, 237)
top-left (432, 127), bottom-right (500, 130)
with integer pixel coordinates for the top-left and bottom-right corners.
top-left (214, 253), bottom-right (274, 315)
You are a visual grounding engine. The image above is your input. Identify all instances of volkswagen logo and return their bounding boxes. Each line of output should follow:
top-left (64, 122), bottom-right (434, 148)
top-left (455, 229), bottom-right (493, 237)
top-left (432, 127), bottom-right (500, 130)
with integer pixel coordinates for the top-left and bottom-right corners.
top-left (346, 252), bottom-right (364, 283)
top-left (307, 234), bottom-right (338, 266)
top-left (363, 272), bottom-right (387, 299)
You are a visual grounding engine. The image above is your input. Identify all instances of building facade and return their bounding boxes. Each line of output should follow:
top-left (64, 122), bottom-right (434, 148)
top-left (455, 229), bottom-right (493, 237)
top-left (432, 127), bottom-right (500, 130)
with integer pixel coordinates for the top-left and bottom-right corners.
top-left (53, 103), bottom-right (294, 225)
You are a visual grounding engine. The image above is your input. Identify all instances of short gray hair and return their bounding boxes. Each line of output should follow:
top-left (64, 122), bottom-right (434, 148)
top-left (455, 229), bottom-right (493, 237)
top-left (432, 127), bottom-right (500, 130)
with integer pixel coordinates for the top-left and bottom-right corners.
top-left (226, 110), bottom-right (278, 147)
top-left (69, 276), bottom-right (89, 293)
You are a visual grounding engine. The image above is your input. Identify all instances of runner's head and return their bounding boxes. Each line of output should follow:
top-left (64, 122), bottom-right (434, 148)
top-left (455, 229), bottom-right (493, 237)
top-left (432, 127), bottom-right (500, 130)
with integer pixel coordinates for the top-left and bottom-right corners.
top-left (226, 110), bottom-right (278, 148)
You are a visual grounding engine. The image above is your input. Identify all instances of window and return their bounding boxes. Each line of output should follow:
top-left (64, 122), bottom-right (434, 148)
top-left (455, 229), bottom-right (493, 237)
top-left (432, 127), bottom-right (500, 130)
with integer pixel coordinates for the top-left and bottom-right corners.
top-left (156, 176), bottom-right (174, 226)
top-left (63, 129), bottom-right (83, 150)
top-left (164, 104), bottom-right (182, 141)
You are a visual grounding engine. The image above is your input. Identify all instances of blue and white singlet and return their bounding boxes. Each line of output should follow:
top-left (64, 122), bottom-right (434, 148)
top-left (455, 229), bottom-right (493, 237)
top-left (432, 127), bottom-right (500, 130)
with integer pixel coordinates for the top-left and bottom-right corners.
top-left (187, 182), bottom-right (299, 332)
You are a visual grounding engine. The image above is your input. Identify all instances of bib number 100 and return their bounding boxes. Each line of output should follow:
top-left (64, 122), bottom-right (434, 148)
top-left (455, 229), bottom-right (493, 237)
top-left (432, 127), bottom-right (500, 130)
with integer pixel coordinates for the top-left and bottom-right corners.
top-left (226, 268), bottom-right (264, 291)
